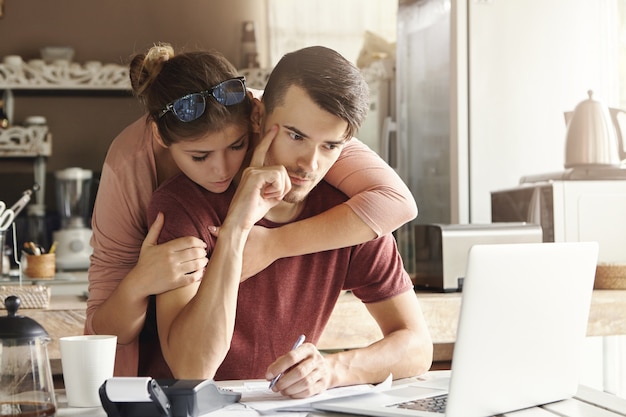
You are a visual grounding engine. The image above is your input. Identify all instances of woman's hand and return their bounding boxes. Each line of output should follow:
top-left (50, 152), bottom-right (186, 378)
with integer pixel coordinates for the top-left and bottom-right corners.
top-left (131, 212), bottom-right (208, 296)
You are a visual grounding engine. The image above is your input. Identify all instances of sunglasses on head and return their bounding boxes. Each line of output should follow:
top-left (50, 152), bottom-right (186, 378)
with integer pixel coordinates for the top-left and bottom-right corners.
top-left (158, 76), bottom-right (247, 122)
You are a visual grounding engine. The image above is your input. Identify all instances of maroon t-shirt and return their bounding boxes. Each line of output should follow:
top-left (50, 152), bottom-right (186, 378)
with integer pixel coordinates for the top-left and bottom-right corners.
top-left (145, 173), bottom-right (413, 380)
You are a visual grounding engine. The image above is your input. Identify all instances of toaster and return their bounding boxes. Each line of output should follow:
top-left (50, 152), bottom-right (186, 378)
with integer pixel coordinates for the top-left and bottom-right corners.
top-left (413, 223), bottom-right (543, 292)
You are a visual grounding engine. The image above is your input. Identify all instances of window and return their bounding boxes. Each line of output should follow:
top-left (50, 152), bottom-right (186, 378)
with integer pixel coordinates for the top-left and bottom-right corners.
top-left (266, 0), bottom-right (397, 66)
top-left (619, 0), bottom-right (626, 109)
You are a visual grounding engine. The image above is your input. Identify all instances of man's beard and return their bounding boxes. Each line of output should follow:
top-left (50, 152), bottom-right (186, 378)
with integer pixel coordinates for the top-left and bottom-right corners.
top-left (283, 170), bottom-right (316, 204)
top-left (282, 188), bottom-right (306, 204)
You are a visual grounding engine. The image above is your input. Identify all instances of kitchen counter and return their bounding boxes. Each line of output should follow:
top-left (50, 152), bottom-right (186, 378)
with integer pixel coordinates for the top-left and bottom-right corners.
top-left (320, 289), bottom-right (626, 364)
top-left (1, 270), bottom-right (89, 296)
top-left (13, 288), bottom-right (626, 375)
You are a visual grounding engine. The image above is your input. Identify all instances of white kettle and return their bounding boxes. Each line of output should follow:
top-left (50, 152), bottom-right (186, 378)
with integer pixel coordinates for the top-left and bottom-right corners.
top-left (564, 90), bottom-right (626, 168)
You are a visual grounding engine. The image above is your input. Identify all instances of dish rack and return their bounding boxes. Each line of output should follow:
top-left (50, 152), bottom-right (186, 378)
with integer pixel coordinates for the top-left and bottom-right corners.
top-left (0, 284), bottom-right (51, 309)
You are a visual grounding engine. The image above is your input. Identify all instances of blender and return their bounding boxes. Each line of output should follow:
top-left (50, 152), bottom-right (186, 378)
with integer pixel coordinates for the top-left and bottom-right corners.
top-left (52, 167), bottom-right (93, 270)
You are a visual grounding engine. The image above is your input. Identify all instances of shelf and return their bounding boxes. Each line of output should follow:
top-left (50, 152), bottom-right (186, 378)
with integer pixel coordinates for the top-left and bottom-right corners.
top-left (238, 67), bottom-right (271, 89)
top-left (0, 59), bottom-right (130, 91)
top-left (0, 125), bottom-right (51, 157)
top-left (0, 57), bottom-right (128, 159)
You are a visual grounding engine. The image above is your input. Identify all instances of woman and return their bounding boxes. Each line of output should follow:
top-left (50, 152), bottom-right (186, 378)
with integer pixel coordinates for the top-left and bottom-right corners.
top-left (85, 43), bottom-right (417, 376)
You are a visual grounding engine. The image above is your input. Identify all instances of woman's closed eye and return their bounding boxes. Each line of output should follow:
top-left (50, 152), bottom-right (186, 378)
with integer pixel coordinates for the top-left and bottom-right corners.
top-left (192, 153), bottom-right (209, 162)
top-left (230, 140), bottom-right (248, 151)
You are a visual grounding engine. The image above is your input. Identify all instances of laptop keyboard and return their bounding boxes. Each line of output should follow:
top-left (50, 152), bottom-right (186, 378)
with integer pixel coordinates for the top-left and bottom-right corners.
top-left (392, 394), bottom-right (448, 413)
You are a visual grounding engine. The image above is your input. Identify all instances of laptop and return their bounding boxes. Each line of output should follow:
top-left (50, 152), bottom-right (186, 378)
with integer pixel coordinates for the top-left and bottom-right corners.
top-left (314, 241), bottom-right (599, 417)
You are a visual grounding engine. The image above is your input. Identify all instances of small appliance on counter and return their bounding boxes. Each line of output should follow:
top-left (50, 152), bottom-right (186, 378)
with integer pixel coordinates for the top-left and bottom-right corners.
top-left (413, 223), bottom-right (542, 292)
top-left (53, 167), bottom-right (93, 270)
top-left (491, 179), bottom-right (626, 247)
top-left (563, 90), bottom-right (626, 169)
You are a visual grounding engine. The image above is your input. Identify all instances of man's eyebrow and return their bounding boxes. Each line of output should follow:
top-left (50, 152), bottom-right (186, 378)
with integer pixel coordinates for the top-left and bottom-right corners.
top-left (284, 125), bottom-right (309, 139)
top-left (284, 125), bottom-right (346, 145)
top-left (326, 138), bottom-right (348, 146)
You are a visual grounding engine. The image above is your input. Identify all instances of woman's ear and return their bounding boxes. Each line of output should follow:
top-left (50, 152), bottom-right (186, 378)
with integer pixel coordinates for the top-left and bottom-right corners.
top-left (250, 96), bottom-right (265, 134)
top-left (150, 121), bottom-right (169, 149)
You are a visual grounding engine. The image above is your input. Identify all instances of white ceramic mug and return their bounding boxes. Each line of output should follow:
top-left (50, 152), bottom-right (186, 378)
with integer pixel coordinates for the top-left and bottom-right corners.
top-left (60, 335), bottom-right (117, 407)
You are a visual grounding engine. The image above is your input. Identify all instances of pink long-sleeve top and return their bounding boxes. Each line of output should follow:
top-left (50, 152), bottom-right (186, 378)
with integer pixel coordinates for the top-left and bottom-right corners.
top-left (85, 115), bottom-right (417, 376)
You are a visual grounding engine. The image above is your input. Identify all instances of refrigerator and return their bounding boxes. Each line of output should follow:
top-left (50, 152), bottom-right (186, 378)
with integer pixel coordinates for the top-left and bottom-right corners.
top-left (391, 0), bottom-right (620, 273)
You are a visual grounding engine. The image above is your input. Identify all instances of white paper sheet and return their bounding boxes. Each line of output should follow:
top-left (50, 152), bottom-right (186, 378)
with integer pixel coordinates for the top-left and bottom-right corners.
top-left (222, 374), bottom-right (393, 413)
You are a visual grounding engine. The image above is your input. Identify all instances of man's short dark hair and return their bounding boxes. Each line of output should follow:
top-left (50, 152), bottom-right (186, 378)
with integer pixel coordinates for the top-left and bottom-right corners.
top-left (262, 46), bottom-right (370, 140)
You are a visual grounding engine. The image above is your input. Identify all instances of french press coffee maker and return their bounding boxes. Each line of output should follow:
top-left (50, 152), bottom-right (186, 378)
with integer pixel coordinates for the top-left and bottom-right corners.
top-left (0, 295), bottom-right (57, 416)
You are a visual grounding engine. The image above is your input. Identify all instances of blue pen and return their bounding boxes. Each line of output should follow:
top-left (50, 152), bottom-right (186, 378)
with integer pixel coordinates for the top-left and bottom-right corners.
top-left (269, 334), bottom-right (306, 389)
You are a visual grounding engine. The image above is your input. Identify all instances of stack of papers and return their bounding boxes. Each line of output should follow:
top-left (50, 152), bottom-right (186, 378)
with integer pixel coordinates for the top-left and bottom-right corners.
top-left (221, 374), bottom-right (393, 414)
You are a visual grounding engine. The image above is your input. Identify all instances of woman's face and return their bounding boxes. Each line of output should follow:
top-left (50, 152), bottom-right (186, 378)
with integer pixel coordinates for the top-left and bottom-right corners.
top-left (167, 123), bottom-right (250, 193)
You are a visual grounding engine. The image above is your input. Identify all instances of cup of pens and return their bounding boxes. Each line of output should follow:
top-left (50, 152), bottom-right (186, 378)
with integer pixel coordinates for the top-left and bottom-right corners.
top-left (23, 242), bottom-right (56, 280)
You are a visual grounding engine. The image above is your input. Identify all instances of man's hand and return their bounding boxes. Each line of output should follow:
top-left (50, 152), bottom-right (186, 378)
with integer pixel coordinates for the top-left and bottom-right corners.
top-left (208, 224), bottom-right (275, 279)
top-left (131, 212), bottom-right (208, 295)
top-left (210, 125), bottom-right (289, 279)
top-left (224, 125), bottom-right (291, 231)
top-left (266, 343), bottom-right (333, 398)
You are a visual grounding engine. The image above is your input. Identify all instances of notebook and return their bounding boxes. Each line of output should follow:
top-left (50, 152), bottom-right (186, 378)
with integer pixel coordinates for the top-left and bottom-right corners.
top-left (313, 241), bottom-right (599, 417)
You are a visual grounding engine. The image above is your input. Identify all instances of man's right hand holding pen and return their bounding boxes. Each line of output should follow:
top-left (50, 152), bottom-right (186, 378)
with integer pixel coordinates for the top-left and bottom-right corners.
top-left (266, 334), bottom-right (334, 398)
top-left (268, 334), bottom-right (305, 389)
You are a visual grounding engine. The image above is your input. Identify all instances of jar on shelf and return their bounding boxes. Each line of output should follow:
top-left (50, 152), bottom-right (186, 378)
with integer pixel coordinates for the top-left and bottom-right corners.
top-left (24, 115), bottom-right (47, 127)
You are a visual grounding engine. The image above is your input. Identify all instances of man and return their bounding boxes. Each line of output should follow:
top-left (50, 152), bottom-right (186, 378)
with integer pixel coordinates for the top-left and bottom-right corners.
top-left (147, 46), bottom-right (433, 398)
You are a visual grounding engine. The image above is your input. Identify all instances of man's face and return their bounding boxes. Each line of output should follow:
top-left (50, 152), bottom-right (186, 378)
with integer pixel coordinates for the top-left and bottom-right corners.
top-left (262, 85), bottom-right (349, 204)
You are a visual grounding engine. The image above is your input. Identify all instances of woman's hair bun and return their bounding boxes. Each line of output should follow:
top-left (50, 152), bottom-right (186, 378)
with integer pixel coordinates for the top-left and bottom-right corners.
top-left (145, 43), bottom-right (175, 65)
top-left (130, 42), bottom-right (175, 98)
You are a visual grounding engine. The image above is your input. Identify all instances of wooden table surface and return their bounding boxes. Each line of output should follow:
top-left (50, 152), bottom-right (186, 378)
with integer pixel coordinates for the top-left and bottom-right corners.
top-left (17, 289), bottom-right (626, 370)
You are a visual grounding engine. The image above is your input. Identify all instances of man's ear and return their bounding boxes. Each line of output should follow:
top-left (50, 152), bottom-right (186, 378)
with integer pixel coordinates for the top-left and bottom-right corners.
top-left (150, 121), bottom-right (169, 149)
top-left (250, 96), bottom-right (265, 134)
